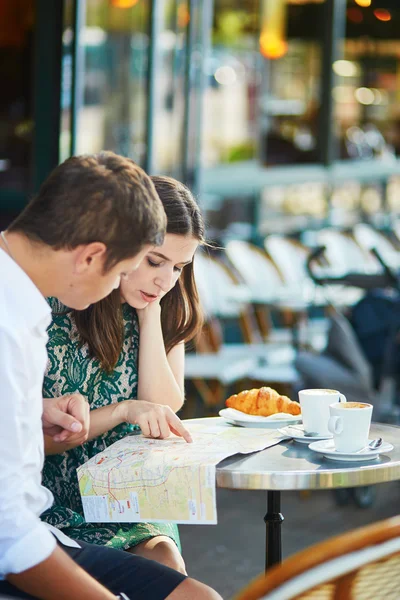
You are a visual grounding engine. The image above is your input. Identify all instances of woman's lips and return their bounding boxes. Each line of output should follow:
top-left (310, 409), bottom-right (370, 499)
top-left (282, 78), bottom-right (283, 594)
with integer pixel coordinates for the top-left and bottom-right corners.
top-left (140, 291), bottom-right (158, 303)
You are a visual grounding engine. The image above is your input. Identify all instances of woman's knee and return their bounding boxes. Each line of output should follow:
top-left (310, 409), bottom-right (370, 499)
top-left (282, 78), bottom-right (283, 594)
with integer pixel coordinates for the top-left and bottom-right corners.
top-left (167, 578), bottom-right (223, 600)
top-left (130, 536), bottom-right (186, 574)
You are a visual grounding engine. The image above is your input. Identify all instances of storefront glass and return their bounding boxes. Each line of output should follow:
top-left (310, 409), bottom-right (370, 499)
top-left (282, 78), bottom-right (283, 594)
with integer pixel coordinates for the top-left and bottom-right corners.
top-left (0, 0), bottom-right (36, 194)
top-left (73, 0), bottom-right (150, 165)
top-left (202, 0), bottom-right (325, 169)
top-left (334, 1), bottom-right (400, 161)
top-left (151, 0), bottom-right (190, 177)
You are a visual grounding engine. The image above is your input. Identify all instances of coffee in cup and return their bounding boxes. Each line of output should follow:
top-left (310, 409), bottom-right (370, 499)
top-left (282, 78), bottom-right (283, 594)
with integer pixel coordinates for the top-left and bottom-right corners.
top-left (328, 402), bottom-right (373, 453)
top-left (298, 389), bottom-right (347, 436)
top-left (339, 402), bottom-right (369, 409)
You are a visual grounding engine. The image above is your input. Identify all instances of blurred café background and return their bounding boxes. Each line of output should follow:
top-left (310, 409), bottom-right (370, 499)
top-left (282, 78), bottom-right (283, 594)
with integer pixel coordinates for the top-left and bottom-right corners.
top-left (3, 3), bottom-right (400, 596)
top-left (2, 0), bottom-right (400, 416)
top-left (2, 0), bottom-right (400, 230)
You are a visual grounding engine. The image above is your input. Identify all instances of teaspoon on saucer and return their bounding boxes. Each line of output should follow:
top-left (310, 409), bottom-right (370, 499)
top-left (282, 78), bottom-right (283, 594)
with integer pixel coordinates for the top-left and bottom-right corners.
top-left (289, 425), bottom-right (320, 437)
top-left (355, 438), bottom-right (383, 453)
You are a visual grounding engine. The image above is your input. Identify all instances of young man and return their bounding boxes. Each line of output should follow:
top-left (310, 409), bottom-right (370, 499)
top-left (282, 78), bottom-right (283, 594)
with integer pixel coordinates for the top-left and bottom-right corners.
top-left (0, 152), bottom-right (221, 600)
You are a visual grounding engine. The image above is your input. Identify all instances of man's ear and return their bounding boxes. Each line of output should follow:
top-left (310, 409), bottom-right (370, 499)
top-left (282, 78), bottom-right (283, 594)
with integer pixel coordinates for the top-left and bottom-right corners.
top-left (73, 243), bottom-right (107, 274)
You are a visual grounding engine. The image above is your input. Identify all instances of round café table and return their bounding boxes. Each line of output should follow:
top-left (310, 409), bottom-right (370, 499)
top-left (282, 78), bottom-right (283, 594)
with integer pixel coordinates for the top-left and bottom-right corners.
top-left (211, 420), bottom-right (400, 570)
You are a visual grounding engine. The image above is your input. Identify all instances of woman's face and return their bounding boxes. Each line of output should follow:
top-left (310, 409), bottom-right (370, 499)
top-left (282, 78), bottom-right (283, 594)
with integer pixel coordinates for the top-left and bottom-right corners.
top-left (120, 233), bottom-right (199, 308)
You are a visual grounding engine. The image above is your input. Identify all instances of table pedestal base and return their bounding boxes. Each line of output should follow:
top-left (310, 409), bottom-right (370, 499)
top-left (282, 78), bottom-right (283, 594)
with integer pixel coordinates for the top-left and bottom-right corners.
top-left (264, 490), bottom-right (284, 571)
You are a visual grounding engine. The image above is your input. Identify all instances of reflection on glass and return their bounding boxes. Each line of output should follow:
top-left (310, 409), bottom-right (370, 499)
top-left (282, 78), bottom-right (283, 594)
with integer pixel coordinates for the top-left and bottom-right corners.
top-left (334, 2), bottom-right (400, 161)
top-left (74, 0), bottom-right (150, 165)
top-left (388, 176), bottom-right (400, 213)
top-left (151, 1), bottom-right (190, 177)
top-left (258, 181), bottom-right (327, 235)
top-left (0, 0), bottom-right (35, 192)
top-left (60, 0), bottom-right (74, 163)
top-left (202, 0), bottom-right (325, 168)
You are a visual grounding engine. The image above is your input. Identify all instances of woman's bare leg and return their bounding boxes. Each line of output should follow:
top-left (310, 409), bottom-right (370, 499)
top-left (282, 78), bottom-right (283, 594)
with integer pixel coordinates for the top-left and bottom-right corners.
top-left (128, 536), bottom-right (187, 574)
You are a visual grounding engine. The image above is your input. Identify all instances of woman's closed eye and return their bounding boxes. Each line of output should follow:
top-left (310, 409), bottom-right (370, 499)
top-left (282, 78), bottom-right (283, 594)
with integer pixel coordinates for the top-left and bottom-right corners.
top-left (147, 258), bottom-right (182, 273)
top-left (147, 258), bottom-right (163, 268)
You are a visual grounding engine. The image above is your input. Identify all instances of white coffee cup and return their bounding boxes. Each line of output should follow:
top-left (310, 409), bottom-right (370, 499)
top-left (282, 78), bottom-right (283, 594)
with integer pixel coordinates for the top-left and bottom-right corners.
top-left (328, 402), bottom-right (373, 453)
top-left (298, 389), bottom-right (347, 436)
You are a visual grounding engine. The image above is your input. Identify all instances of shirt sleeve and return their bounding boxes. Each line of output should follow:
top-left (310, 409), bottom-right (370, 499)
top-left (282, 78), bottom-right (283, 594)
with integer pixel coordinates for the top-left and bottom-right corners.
top-left (0, 327), bottom-right (56, 578)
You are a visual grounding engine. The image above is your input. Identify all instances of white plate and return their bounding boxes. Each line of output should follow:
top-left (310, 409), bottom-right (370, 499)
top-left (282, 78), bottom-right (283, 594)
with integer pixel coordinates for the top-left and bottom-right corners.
top-left (219, 408), bottom-right (302, 429)
top-left (309, 439), bottom-right (394, 462)
top-left (280, 425), bottom-right (332, 444)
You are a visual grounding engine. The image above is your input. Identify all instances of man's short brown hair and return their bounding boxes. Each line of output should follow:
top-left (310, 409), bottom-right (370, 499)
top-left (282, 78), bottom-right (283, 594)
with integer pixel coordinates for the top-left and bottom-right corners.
top-left (9, 152), bottom-right (166, 271)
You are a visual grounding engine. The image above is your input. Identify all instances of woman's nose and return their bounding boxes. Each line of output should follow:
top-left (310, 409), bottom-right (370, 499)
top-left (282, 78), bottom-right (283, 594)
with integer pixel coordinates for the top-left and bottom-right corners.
top-left (155, 271), bottom-right (174, 291)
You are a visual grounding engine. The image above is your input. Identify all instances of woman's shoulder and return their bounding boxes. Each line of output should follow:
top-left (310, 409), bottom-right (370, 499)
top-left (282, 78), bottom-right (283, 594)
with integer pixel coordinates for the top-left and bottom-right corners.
top-left (46, 297), bottom-right (76, 341)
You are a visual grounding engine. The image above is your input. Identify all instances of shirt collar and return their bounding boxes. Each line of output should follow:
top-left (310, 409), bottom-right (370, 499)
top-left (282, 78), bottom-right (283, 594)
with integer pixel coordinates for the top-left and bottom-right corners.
top-left (0, 248), bottom-right (51, 329)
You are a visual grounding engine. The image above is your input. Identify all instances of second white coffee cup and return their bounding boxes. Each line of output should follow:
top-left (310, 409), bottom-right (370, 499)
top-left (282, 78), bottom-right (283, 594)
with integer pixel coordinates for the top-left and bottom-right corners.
top-left (328, 402), bottom-right (373, 453)
top-left (298, 389), bottom-right (347, 436)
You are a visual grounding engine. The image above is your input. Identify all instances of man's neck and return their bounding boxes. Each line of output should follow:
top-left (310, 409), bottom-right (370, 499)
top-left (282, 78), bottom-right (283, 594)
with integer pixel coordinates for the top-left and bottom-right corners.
top-left (0, 231), bottom-right (56, 298)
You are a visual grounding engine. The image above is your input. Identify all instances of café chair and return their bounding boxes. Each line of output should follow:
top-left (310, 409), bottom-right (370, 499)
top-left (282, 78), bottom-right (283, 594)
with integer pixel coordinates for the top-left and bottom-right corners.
top-left (185, 252), bottom-right (298, 407)
top-left (316, 228), bottom-right (375, 275)
top-left (235, 515), bottom-right (400, 600)
top-left (353, 223), bottom-right (400, 270)
top-left (185, 252), bottom-right (258, 408)
top-left (225, 240), bottom-right (302, 344)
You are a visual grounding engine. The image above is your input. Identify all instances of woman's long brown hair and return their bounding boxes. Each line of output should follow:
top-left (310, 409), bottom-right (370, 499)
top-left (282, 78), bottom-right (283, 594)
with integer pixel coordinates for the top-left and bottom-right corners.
top-left (71, 176), bottom-right (205, 372)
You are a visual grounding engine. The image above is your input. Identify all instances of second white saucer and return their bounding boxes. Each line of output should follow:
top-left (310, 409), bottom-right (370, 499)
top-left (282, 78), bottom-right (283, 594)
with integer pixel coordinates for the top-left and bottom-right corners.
top-left (309, 439), bottom-right (394, 462)
top-left (280, 425), bottom-right (332, 444)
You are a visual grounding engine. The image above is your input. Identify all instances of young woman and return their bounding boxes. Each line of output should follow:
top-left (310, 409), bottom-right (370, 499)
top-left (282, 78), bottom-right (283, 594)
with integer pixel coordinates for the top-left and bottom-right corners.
top-left (41, 176), bottom-right (205, 574)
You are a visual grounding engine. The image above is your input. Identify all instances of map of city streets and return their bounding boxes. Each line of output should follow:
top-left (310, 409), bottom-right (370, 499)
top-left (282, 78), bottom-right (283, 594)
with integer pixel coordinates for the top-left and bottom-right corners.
top-left (78, 419), bottom-right (286, 525)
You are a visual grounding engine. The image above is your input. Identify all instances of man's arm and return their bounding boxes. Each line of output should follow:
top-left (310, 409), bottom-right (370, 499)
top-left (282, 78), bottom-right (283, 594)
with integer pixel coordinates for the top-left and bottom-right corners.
top-left (7, 546), bottom-right (116, 600)
top-left (0, 328), bottom-right (114, 599)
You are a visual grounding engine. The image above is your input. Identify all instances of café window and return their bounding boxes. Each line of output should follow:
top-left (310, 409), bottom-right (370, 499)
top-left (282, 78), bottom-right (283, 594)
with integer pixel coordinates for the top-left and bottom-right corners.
top-left (202, 0), bottom-right (325, 169)
top-left (0, 0), bottom-right (36, 193)
top-left (334, 1), bottom-right (400, 161)
top-left (70, 0), bottom-right (150, 165)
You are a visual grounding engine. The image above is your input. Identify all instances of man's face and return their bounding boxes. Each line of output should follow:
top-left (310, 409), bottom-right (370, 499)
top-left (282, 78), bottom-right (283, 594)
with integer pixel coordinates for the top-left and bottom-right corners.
top-left (59, 245), bottom-right (152, 310)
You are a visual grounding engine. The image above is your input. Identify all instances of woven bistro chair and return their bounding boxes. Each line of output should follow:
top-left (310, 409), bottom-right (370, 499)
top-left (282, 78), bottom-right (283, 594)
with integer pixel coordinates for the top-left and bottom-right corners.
top-left (235, 516), bottom-right (400, 600)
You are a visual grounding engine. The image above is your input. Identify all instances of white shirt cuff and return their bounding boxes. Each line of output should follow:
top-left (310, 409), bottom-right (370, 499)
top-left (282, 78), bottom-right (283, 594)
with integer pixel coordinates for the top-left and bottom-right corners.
top-left (1, 521), bottom-right (57, 577)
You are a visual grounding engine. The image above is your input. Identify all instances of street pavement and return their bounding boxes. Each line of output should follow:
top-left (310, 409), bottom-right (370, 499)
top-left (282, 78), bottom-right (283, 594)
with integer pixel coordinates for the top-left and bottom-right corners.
top-left (180, 481), bottom-right (400, 599)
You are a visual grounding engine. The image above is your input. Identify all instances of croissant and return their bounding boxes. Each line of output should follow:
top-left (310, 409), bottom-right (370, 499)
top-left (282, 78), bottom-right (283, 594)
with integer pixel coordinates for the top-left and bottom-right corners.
top-left (226, 386), bottom-right (301, 417)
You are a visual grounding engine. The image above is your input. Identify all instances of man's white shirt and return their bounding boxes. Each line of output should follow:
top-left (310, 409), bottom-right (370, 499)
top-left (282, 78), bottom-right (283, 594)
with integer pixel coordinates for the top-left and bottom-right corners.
top-left (0, 249), bottom-right (78, 580)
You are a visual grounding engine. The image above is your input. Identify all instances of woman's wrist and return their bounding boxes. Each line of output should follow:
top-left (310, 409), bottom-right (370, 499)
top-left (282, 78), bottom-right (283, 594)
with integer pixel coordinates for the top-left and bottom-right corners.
top-left (137, 301), bottom-right (161, 326)
top-left (112, 400), bottom-right (134, 426)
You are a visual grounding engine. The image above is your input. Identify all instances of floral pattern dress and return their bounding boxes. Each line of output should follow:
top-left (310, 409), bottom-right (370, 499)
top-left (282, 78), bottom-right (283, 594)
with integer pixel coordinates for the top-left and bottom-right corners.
top-left (41, 298), bottom-right (180, 551)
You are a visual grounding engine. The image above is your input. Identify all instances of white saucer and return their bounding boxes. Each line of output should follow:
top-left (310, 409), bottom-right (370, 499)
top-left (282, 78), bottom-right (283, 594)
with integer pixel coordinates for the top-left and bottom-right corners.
top-left (219, 408), bottom-right (302, 429)
top-left (309, 439), bottom-right (394, 462)
top-left (280, 425), bottom-right (332, 444)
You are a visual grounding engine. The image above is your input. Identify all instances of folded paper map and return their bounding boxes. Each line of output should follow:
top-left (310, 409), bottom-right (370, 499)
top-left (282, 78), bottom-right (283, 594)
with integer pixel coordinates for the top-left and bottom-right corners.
top-left (78, 418), bottom-right (287, 525)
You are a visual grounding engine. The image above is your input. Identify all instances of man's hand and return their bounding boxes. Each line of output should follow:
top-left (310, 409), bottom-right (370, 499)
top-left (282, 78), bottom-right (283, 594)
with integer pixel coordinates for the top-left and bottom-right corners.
top-left (42, 394), bottom-right (90, 444)
top-left (122, 401), bottom-right (192, 443)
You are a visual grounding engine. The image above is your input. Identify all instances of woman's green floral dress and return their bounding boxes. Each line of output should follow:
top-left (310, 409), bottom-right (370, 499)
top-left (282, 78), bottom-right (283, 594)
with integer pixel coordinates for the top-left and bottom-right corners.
top-left (41, 298), bottom-right (180, 551)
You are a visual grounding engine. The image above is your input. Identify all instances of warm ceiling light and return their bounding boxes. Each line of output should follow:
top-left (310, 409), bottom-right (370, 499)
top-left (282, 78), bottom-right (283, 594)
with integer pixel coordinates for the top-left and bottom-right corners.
top-left (354, 0), bottom-right (371, 7)
top-left (374, 9), bottom-right (391, 22)
top-left (111, 0), bottom-right (139, 8)
top-left (259, 0), bottom-right (288, 60)
top-left (259, 33), bottom-right (288, 59)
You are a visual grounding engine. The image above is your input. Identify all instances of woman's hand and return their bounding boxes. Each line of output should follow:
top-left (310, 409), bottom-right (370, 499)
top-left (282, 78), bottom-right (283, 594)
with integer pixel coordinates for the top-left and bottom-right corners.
top-left (121, 400), bottom-right (192, 443)
top-left (136, 297), bottom-right (162, 326)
